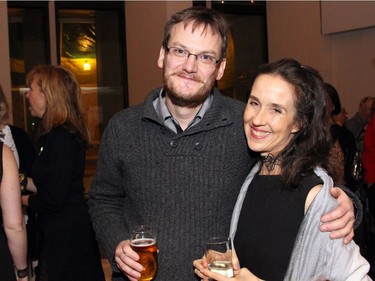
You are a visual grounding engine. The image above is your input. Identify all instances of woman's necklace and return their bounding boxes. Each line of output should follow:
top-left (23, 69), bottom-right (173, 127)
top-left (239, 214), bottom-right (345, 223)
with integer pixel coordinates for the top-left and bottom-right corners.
top-left (261, 153), bottom-right (281, 171)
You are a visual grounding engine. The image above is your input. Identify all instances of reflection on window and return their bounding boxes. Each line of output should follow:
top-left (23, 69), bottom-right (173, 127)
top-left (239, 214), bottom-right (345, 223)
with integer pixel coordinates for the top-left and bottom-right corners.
top-left (59, 11), bottom-right (100, 145)
top-left (8, 5), bottom-right (48, 139)
top-left (8, 3), bottom-right (127, 194)
top-left (58, 8), bottom-right (126, 193)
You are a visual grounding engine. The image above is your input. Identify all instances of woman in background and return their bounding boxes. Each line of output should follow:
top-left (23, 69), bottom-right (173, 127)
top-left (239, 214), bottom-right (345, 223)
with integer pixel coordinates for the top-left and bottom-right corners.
top-left (0, 84), bottom-right (39, 268)
top-left (21, 65), bottom-right (105, 281)
top-left (0, 143), bottom-right (28, 281)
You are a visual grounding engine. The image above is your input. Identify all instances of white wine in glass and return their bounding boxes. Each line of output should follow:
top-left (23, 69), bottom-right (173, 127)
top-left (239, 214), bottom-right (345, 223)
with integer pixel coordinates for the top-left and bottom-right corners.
top-left (205, 237), bottom-right (234, 277)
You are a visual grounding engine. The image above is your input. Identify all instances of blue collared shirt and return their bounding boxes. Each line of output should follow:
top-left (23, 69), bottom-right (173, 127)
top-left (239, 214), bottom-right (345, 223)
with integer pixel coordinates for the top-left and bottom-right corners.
top-left (153, 88), bottom-right (213, 134)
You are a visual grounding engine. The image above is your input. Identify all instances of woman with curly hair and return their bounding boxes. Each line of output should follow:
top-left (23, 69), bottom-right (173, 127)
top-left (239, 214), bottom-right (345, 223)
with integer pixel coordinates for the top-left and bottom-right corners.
top-left (194, 58), bottom-right (370, 280)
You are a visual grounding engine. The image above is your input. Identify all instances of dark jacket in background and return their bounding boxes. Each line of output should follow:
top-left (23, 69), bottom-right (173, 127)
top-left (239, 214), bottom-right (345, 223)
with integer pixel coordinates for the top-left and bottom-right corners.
top-left (331, 124), bottom-right (357, 190)
top-left (28, 126), bottom-right (104, 281)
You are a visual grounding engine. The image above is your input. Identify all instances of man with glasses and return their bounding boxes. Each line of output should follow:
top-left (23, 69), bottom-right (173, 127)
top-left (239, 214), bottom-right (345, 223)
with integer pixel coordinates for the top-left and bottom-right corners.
top-left (88, 7), bottom-right (356, 281)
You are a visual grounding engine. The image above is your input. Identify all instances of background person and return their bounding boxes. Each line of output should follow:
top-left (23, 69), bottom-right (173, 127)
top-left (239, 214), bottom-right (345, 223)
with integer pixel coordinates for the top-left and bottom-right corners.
top-left (325, 82), bottom-right (345, 185)
top-left (325, 83), bottom-right (357, 189)
top-left (89, 7), bottom-right (357, 281)
top-left (194, 58), bottom-right (370, 281)
top-left (21, 65), bottom-right (105, 281)
top-left (0, 84), bottom-right (39, 269)
top-left (345, 96), bottom-right (375, 153)
top-left (0, 143), bottom-right (28, 281)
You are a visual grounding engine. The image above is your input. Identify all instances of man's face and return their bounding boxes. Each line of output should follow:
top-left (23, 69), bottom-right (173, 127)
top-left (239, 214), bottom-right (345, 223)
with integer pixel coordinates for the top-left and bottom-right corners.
top-left (157, 22), bottom-right (226, 108)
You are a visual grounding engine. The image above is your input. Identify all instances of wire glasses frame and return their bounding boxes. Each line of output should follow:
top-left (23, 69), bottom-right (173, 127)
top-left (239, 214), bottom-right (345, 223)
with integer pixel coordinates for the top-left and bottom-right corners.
top-left (164, 46), bottom-right (222, 65)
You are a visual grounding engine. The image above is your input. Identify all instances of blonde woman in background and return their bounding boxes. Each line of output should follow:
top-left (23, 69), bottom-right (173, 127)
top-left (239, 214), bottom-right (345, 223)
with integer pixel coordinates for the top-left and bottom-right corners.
top-left (21, 65), bottom-right (105, 281)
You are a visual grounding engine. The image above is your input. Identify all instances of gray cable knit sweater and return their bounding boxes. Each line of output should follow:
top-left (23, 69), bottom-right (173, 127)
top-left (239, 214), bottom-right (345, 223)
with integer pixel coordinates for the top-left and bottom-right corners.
top-left (88, 87), bottom-right (252, 280)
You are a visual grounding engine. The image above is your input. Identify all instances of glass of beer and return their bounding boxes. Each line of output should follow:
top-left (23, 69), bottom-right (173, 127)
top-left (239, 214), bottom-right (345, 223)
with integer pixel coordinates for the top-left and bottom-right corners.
top-left (130, 225), bottom-right (158, 281)
top-left (205, 237), bottom-right (234, 277)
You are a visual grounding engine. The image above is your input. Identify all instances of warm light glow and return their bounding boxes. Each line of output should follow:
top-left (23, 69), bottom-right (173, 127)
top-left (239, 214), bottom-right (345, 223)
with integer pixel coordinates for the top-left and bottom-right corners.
top-left (83, 61), bottom-right (91, 71)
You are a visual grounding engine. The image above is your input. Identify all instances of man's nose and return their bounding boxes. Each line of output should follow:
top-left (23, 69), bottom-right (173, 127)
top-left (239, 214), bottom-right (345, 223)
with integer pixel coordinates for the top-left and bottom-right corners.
top-left (182, 54), bottom-right (199, 73)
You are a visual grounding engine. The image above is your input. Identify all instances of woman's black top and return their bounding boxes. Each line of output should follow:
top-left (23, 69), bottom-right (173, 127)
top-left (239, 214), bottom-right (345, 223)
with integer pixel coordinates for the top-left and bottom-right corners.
top-left (234, 172), bottom-right (323, 280)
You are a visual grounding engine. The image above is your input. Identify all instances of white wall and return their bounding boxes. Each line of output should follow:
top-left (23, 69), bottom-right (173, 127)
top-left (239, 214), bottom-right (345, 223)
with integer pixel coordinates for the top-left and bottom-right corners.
top-left (267, 1), bottom-right (375, 118)
top-left (321, 1), bottom-right (375, 35)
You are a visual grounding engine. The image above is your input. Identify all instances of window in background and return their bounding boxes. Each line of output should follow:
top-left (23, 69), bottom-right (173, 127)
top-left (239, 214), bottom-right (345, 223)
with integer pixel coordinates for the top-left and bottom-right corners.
top-left (194, 1), bottom-right (268, 102)
top-left (56, 3), bottom-right (127, 192)
top-left (7, 2), bottom-right (127, 194)
top-left (7, 3), bottom-right (49, 140)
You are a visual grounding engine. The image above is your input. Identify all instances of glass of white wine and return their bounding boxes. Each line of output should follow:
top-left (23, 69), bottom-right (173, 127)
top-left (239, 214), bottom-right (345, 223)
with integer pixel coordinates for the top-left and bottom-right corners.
top-left (204, 236), bottom-right (234, 277)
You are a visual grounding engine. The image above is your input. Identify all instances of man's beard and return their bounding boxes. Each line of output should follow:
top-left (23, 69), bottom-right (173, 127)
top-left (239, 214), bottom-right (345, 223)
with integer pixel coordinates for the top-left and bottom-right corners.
top-left (163, 70), bottom-right (216, 108)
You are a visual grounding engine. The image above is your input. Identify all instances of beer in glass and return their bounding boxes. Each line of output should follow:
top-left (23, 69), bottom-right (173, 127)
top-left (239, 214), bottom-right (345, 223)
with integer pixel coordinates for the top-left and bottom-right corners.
top-left (130, 225), bottom-right (157, 280)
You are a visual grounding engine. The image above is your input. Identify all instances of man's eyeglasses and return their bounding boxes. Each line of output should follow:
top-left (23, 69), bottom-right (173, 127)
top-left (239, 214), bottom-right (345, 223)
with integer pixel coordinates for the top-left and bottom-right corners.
top-left (165, 46), bottom-right (221, 66)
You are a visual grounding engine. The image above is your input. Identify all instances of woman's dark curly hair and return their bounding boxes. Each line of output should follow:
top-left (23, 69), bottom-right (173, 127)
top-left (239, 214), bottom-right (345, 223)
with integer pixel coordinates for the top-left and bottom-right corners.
top-left (255, 58), bottom-right (336, 188)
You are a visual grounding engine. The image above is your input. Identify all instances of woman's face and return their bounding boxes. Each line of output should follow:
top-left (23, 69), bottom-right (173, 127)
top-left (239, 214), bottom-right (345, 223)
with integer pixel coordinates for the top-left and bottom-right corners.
top-left (26, 78), bottom-right (46, 118)
top-left (243, 74), bottom-right (300, 157)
